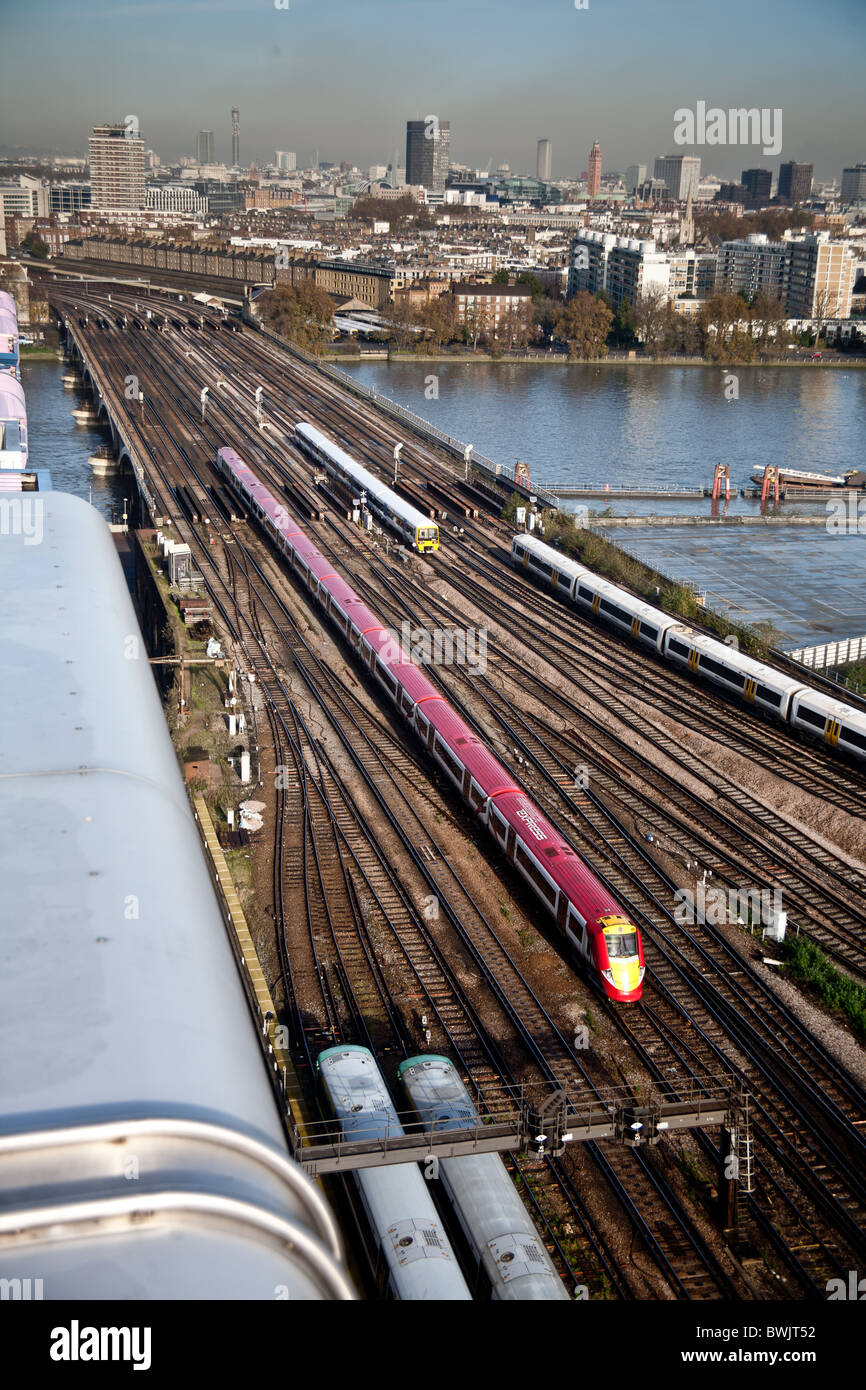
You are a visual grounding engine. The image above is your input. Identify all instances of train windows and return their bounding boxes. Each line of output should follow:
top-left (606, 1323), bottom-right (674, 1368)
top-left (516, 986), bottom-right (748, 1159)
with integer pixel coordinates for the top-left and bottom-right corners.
top-left (557, 574), bottom-right (571, 589)
top-left (796, 705), bottom-right (826, 729)
top-left (514, 843), bottom-right (556, 906)
top-left (531, 559), bottom-right (554, 577)
top-left (599, 598), bottom-right (632, 624)
top-left (668, 639), bottom-right (691, 658)
top-left (577, 585), bottom-right (597, 603)
top-left (642, 625), bottom-right (658, 642)
top-left (434, 738), bottom-right (463, 781)
top-left (755, 684), bottom-right (782, 708)
top-left (605, 928), bottom-right (639, 959)
top-left (700, 654), bottom-right (745, 689)
top-left (841, 726), bottom-right (866, 751)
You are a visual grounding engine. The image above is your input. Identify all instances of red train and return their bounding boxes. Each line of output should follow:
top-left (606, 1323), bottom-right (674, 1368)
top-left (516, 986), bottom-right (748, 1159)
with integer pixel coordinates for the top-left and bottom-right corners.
top-left (216, 446), bottom-right (646, 1003)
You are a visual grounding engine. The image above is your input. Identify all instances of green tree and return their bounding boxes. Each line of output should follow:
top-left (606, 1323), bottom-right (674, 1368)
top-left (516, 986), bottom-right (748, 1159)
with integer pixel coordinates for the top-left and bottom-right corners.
top-left (258, 281), bottom-right (335, 352)
top-left (553, 292), bottom-right (613, 359)
top-left (21, 230), bottom-right (49, 260)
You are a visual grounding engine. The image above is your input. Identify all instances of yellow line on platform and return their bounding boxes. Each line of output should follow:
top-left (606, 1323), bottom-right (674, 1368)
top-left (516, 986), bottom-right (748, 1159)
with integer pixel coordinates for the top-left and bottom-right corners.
top-left (192, 794), bottom-right (311, 1144)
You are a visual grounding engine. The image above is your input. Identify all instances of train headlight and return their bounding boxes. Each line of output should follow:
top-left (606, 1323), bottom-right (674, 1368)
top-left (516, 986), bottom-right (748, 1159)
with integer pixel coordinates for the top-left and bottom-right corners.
top-left (638, 967), bottom-right (646, 983)
top-left (601, 968), bottom-right (615, 984)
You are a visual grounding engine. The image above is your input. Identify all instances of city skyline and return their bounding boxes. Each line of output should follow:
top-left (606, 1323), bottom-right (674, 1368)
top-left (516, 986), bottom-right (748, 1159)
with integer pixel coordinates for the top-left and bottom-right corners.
top-left (1, 0), bottom-right (863, 181)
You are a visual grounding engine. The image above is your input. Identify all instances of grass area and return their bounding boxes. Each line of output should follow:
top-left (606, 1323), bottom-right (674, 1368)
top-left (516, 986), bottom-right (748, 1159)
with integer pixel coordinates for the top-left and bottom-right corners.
top-left (224, 848), bottom-right (253, 894)
top-left (838, 660), bottom-right (866, 695)
top-left (784, 935), bottom-right (866, 1038)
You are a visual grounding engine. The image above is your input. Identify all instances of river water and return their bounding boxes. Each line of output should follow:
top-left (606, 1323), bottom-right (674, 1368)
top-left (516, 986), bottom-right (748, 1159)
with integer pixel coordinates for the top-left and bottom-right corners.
top-left (339, 360), bottom-right (866, 510)
top-left (340, 360), bottom-right (866, 648)
top-left (21, 353), bottom-right (864, 648)
top-left (22, 356), bottom-right (126, 523)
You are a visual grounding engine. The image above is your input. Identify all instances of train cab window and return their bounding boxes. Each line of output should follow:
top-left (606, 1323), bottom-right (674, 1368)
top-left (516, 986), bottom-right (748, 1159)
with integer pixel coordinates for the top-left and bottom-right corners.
top-left (605, 928), bottom-right (639, 959)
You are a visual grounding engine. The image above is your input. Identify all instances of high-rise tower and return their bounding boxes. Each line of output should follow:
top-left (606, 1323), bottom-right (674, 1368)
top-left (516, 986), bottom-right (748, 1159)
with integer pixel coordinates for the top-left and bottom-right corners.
top-left (405, 118), bottom-right (451, 190)
top-left (536, 138), bottom-right (552, 181)
top-left (587, 141), bottom-right (602, 198)
top-left (196, 131), bottom-right (214, 164)
top-left (89, 122), bottom-right (145, 210)
top-left (231, 106), bottom-right (240, 167)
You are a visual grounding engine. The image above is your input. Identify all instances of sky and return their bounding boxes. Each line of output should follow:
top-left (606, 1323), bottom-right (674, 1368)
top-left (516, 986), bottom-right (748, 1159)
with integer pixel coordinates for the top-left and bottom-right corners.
top-left (1, 0), bottom-right (863, 182)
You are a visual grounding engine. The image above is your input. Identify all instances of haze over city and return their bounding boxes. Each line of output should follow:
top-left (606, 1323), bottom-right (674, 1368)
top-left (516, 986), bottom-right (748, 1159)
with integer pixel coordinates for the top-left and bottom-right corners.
top-left (2, 0), bottom-right (864, 179)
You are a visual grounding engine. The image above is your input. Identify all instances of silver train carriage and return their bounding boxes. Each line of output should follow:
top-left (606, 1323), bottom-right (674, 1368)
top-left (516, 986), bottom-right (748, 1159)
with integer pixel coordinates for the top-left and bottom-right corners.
top-left (399, 1056), bottom-right (571, 1301)
top-left (295, 420), bottom-right (440, 551)
top-left (317, 1046), bottom-right (471, 1300)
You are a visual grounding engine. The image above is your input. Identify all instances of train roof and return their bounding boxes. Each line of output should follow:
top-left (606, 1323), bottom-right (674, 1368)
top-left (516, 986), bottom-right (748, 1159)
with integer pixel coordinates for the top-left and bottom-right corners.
top-left (790, 685), bottom-right (866, 728)
top-left (513, 531), bottom-right (590, 577)
top-left (0, 492), bottom-right (290, 1140)
top-left (493, 790), bottom-right (626, 921)
top-left (296, 421), bottom-right (434, 533)
top-left (0, 493), bottom-right (353, 1298)
top-left (424, 701), bottom-right (520, 792)
top-left (667, 624), bottom-right (807, 689)
top-left (0, 376), bottom-right (26, 408)
top-left (397, 1054), bottom-right (454, 1077)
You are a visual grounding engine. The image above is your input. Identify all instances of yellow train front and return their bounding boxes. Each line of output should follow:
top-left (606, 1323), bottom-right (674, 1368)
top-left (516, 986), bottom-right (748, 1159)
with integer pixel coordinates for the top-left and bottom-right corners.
top-left (414, 522), bottom-right (440, 552)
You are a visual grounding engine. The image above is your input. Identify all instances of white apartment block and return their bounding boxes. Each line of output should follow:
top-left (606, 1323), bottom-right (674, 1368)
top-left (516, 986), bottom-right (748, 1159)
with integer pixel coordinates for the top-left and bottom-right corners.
top-left (89, 124), bottom-right (145, 210)
top-left (786, 234), bottom-right (855, 318)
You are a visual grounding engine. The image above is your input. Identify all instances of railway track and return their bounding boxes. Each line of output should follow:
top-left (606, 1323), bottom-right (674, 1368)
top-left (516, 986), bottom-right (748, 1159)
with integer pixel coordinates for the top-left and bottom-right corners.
top-left (52, 287), bottom-right (866, 1295)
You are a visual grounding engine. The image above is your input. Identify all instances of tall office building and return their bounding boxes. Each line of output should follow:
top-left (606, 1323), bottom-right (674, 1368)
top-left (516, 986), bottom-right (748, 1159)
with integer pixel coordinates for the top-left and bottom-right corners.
top-left (777, 160), bottom-right (813, 205)
top-left (405, 118), bottom-right (451, 190)
top-left (88, 123), bottom-right (145, 210)
top-left (624, 163), bottom-right (646, 195)
top-left (840, 164), bottom-right (866, 204)
top-left (231, 106), bottom-right (240, 167)
top-left (587, 141), bottom-right (602, 197)
top-left (741, 168), bottom-right (772, 204)
top-left (196, 131), bottom-right (215, 165)
top-left (653, 153), bottom-right (701, 201)
top-left (536, 139), bottom-right (552, 181)
top-left (275, 151), bottom-right (297, 172)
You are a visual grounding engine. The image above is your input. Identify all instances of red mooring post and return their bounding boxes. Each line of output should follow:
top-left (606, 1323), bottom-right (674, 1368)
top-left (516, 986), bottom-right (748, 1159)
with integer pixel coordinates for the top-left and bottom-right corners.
top-left (712, 463), bottom-right (731, 502)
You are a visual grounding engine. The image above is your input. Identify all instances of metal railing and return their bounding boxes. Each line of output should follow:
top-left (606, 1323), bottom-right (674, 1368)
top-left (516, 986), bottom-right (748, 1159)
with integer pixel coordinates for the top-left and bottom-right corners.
top-left (786, 634), bottom-right (866, 672)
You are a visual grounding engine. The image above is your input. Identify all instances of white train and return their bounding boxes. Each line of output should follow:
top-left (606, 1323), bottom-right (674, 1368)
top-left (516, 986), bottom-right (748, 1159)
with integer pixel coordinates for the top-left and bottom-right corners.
top-left (0, 492), bottom-right (354, 1301)
top-left (294, 420), bottom-right (440, 552)
top-left (512, 533), bottom-right (866, 762)
top-left (317, 1046), bottom-right (471, 1300)
top-left (399, 1056), bottom-right (571, 1301)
